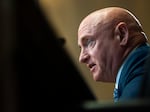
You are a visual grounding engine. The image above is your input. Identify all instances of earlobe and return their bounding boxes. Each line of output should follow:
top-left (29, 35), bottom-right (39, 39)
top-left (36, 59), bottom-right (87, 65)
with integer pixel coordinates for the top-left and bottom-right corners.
top-left (115, 22), bottom-right (129, 46)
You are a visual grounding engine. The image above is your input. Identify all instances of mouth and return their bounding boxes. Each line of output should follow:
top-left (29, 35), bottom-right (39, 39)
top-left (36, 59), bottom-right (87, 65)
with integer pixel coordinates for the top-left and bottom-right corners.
top-left (88, 64), bottom-right (96, 72)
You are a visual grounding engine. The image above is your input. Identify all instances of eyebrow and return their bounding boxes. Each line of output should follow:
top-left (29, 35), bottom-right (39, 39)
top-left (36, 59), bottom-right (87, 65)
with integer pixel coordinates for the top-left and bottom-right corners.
top-left (78, 36), bottom-right (86, 47)
top-left (78, 33), bottom-right (94, 48)
top-left (78, 36), bottom-right (84, 47)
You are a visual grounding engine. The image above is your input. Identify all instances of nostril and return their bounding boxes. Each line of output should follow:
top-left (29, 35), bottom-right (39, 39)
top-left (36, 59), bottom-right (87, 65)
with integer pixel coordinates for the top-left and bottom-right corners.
top-left (79, 54), bottom-right (89, 63)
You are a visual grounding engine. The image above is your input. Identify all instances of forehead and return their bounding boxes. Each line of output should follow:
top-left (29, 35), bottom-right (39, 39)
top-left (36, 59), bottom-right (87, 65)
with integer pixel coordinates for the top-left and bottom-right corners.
top-left (78, 24), bottom-right (96, 46)
top-left (78, 23), bottom-right (95, 38)
top-left (78, 11), bottom-right (107, 37)
top-left (78, 13), bottom-right (101, 33)
top-left (78, 17), bottom-right (100, 42)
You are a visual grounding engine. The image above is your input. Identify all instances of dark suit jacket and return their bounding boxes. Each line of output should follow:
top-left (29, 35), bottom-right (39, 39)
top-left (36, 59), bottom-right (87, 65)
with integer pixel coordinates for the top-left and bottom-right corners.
top-left (117, 43), bottom-right (150, 101)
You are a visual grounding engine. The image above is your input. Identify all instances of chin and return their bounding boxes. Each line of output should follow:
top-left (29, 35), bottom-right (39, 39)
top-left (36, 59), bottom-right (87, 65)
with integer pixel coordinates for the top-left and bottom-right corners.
top-left (93, 73), bottom-right (101, 81)
top-left (93, 72), bottom-right (108, 82)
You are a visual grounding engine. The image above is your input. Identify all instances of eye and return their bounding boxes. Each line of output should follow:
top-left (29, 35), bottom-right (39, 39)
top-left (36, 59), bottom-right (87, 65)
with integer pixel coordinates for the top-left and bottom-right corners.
top-left (85, 39), bottom-right (95, 48)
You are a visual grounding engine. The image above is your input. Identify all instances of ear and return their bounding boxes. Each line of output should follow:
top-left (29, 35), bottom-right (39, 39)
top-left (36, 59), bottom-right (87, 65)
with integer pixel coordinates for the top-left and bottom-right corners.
top-left (114, 22), bottom-right (129, 46)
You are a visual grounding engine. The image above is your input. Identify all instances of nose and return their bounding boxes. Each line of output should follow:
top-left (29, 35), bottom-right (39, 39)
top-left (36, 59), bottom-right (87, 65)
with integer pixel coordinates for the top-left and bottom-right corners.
top-left (79, 51), bottom-right (89, 63)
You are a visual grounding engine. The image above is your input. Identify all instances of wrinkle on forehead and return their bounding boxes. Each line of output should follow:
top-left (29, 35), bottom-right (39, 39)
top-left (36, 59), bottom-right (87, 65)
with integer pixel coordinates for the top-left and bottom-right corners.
top-left (79, 10), bottom-right (107, 28)
top-left (78, 11), bottom-right (107, 39)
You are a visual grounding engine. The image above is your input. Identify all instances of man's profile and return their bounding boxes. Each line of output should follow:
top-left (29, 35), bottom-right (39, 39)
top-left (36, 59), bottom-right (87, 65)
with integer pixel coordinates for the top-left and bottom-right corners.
top-left (77, 7), bottom-right (150, 102)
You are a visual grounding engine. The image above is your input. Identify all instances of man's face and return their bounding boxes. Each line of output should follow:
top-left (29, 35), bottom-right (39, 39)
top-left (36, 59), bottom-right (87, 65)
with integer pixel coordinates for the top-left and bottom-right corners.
top-left (78, 19), bottom-right (116, 82)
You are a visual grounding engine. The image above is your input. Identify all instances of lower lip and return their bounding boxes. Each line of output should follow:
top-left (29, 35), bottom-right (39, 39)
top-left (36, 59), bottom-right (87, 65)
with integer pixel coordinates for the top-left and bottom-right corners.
top-left (90, 66), bottom-right (96, 73)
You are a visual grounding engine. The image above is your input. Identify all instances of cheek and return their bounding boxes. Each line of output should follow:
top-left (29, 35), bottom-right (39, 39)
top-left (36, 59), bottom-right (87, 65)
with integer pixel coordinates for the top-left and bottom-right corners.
top-left (91, 48), bottom-right (104, 63)
top-left (94, 46), bottom-right (108, 68)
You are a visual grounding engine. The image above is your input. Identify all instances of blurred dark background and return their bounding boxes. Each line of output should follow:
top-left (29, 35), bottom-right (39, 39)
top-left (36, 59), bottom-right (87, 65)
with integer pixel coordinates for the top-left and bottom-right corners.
top-left (0, 0), bottom-right (96, 112)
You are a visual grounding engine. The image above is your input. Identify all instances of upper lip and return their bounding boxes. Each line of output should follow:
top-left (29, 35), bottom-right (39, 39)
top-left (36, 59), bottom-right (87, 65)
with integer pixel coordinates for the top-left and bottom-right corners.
top-left (87, 63), bottom-right (96, 69)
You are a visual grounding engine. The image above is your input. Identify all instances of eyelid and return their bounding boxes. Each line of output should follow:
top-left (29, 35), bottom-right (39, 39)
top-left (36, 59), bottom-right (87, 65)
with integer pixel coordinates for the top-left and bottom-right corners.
top-left (81, 37), bottom-right (95, 48)
top-left (85, 38), bottom-right (92, 46)
top-left (87, 39), bottom-right (95, 47)
top-left (87, 39), bottom-right (92, 44)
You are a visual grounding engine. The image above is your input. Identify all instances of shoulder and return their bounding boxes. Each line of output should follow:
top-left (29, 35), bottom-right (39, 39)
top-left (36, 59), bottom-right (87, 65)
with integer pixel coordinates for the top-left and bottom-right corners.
top-left (119, 43), bottom-right (150, 92)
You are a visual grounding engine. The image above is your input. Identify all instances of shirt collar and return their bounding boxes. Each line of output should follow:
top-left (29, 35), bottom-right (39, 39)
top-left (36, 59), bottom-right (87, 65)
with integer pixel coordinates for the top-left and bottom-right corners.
top-left (115, 63), bottom-right (124, 89)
